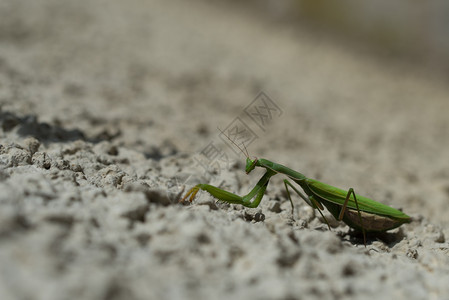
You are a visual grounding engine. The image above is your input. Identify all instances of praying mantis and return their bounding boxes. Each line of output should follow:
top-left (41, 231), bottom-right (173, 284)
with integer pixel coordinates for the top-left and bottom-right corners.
top-left (181, 136), bottom-right (411, 245)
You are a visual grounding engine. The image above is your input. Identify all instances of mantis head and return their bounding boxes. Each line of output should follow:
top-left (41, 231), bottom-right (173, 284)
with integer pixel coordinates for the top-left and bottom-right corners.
top-left (245, 157), bottom-right (258, 174)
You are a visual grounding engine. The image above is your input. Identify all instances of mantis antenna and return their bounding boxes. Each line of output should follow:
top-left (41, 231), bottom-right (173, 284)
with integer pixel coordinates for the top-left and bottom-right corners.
top-left (217, 127), bottom-right (250, 158)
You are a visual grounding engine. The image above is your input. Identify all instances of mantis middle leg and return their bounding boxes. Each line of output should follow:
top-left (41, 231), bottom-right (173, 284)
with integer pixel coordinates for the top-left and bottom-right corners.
top-left (283, 179), bottom-right (331, 230)
top-left (339, 188), bottom-right (366, 245)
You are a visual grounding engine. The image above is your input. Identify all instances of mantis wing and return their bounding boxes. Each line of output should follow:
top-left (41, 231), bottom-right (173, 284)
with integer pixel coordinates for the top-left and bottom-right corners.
top-left (306, 179), bottom-right (410, 221)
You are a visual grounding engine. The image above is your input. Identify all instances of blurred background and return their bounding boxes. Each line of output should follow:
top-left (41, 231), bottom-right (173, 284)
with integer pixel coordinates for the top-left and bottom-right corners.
top-left (241, 0), bottom-right (449, 73)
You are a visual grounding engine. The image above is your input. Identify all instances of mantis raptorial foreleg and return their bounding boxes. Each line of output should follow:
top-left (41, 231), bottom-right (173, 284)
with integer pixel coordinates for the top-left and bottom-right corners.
top-left (182, 170), bottom-right (276, 208)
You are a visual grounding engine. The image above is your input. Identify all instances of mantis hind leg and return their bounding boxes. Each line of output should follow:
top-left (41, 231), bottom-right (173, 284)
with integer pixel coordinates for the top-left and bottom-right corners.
top-left (283, 179), bottom-right (331, 230)
top-left (339, 188), bottom-right (367, 246)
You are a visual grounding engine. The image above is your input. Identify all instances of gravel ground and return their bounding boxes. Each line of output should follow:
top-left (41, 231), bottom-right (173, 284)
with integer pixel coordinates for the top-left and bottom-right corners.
top-left (1, 1), bottom-right (449, 300)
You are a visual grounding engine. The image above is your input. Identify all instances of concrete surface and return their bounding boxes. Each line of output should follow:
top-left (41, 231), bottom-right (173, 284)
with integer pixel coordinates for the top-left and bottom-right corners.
top-left (1, 1), bottom-right (449, 299)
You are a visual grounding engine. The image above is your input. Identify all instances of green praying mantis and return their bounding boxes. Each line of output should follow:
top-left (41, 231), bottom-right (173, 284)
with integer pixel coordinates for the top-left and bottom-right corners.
top-left (181, 134), bottom-right (411, 245)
